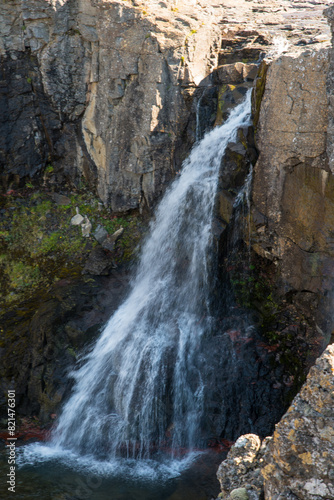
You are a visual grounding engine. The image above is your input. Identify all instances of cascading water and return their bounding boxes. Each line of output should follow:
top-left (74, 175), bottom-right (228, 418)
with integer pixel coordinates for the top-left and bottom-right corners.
top-left (195, 87), bottom-right (209, 142)
top-left (49, 90), bottom-right (252, 462)
top-left (234, 164), bottom-right (253, 256)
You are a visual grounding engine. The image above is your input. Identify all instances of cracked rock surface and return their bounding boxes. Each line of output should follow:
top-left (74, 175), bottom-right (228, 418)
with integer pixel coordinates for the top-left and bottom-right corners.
top-left (216, 344), bottom-right (334, 500)
top-left (0, 0), bottom-right (332, 210)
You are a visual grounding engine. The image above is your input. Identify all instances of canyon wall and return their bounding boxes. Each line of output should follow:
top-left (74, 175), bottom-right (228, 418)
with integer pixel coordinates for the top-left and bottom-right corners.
top-left (0, 0), bottom-right (224, 211)
top-left (246, 46), bottom-right (334, 377)
top-left (1, 0), bottom-right (330, 211)
top-left (1, 0), bottom-right (334, 479)
top-left (216, 5), bottom-right (334, 499)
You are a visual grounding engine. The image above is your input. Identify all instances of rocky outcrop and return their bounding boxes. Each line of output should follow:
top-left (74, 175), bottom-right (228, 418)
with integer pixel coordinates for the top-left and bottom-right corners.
top-left (239, 45), bottom-right (334, 383)
top-left (0, 268), bottom-right (130, 422)
top-left (214, 41), bottom-right (334, 444)
top-left (1, 0), bottom-right (331, 211)
top-left (262, 343), bottom-right (334, 499)
top-left (217, 433), bottom-right (269, 500)
top-left (216, 344), bottom-right (334, 500)
top-left (252, 48), bottom-right (331, 276)
top-left (213, 2), bottom-right (334, 449)
top-left (0, 0), bottom-right (226, 210)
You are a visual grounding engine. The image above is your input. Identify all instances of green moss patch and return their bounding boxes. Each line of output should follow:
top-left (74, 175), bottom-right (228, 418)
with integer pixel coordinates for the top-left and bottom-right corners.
top-left (0, 188), bottom-right (144, 312)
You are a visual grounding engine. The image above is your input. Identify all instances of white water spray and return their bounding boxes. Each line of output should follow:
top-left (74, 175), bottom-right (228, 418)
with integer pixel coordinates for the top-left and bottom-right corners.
top-left (50, 90), bottom-right (252, 461)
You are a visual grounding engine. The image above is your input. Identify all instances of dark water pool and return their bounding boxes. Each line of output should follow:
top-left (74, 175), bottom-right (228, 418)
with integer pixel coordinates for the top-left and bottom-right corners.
top-left (0, 445), bottom-right (224, 500)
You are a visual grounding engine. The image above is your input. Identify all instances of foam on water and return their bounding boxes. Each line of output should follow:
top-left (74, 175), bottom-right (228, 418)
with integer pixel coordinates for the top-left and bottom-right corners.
top-left (18, 443), bottom-right (202, 481)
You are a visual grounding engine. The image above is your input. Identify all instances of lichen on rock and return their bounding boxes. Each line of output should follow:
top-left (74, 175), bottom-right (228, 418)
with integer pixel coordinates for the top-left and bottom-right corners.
top-left (262, 343), bottom-right (334, 500)
top-left (217, 433), bottom-right (270, 500)
top-left (216, 344), bottom-right (334, 500)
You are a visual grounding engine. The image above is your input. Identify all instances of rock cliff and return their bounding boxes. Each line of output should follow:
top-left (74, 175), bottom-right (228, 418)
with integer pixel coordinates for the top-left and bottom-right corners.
top-left (248, 46), bottom-right (334, 380)
top-left (1, 0), bottom-right (331, 211)
top-left (217, 343), bottom-right (334, 500)
top-left (0, 0), bottom-right (225, 211)
top-left (216, 4), bottom-right (334, 499)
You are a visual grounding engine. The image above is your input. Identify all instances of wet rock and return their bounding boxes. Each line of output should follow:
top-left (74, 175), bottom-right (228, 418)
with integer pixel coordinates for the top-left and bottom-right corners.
top-left (82, 246), bottom-right (114, 275)
top-left (0, 270), bottom-right (130, 422)
top-left (218, 191), bottom-right (234, 225)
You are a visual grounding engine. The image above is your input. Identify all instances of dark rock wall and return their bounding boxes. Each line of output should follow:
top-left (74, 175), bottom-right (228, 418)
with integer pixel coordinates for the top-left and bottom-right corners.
top-left (0, 269), bottom-right (130, 423)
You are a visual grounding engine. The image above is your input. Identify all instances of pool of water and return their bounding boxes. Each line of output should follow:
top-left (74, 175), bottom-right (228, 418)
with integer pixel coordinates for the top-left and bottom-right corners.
top-left (0, 444), bottom-right (224, 500)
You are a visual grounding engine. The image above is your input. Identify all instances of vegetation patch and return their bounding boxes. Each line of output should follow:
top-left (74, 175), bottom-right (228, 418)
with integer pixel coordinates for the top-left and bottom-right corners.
top-left (0, 185), bottom-right (145, 316)
top-left (225, 238), bottom-right (312, 403)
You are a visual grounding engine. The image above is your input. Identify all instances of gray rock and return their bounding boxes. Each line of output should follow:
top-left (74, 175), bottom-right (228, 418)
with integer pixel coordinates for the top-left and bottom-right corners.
top-left (82, 246), bottom-right (113, 275)
top-left (81, 216), bottom-right (92, 237)
top-left (230, 488), bottom-right (249, 500)
top-left (262, 344), bottom-right (334, 499)
top-left (93, 224), bottom-right (108, 244)
top-left (1, 0), bottom-right (330, 210)
top-left (102, 227), bottom-right (124, 251)
top-left (217, 434), bottom-right (269, 500)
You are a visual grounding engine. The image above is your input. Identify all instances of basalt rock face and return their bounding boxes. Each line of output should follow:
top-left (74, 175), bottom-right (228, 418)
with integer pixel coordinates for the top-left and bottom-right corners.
top-left (0, 0), bottom-right (225, 210)
top-left (243, 47), bottom-right (334, 386)
top-left (213, 5), bottom-right (334, 446)
top-left (2, 0), bottom-right (330, 211)
top-left (216, 8), bottom-right (334, 494)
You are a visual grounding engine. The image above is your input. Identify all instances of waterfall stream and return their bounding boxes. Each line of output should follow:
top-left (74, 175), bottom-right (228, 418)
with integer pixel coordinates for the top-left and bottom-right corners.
top-left (48, 90), bottom-right (252, 463)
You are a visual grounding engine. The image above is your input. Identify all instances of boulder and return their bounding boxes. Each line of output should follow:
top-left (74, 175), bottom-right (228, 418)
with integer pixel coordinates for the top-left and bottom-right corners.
top-left (49, 193), bottom-right (71, 206)
top-left (217, 434), bottom-right (269, 500)
top-left (102, 227), bottom-right (124, 251)
top-left (82, 246), bottom-right (115, 275)
top-left (71, 207), bottom-right (84, 226)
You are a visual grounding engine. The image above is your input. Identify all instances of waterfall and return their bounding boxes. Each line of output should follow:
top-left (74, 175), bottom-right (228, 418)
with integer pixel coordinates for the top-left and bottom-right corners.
top-left (51, 90), bottom-right (252, 461)
top-left (234, 164), bottom-right (253, 256)
top-left (195, 87), bottom-right (208, 142)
